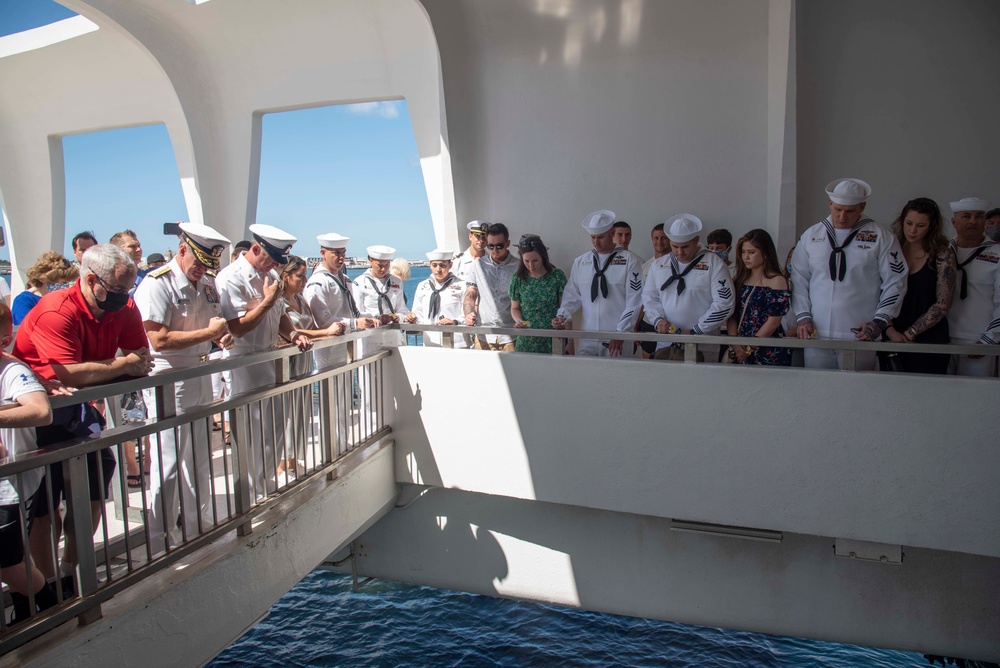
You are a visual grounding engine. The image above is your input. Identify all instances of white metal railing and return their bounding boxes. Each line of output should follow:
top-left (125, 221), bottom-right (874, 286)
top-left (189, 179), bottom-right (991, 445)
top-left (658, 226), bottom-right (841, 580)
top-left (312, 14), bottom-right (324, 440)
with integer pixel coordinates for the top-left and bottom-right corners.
top-left (0, 331), bottom-right (390, 653)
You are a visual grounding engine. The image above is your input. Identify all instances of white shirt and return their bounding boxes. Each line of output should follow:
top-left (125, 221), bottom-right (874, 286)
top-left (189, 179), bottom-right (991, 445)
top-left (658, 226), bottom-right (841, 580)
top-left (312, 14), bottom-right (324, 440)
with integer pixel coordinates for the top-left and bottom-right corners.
top-left (790, 217), bottom-right (907, 340)
top-left (304, 265), bottom-right (359, 329)
top-left (216, 252), bottom-right (283, 356)
top-left (452, 250), bottom-right (484, 283)
top-left (643, 251), bottom-right (735, 341)
top-left (558, 248), bottom-right (644, 334)
top-left (412, 274), bottom-right (467, 324)
top-left (133, 259), bottom-right (223, 370)
top-left (0, 276), bottom-right (10, 302)
top-left (468, 252), bottom-right (519, 344)
top-left (0, 356), bottom-right (45, 504)
top-left (949, 239), bottom-right (1000, 344)
top-left (352, 270), bottom-right (409, 318)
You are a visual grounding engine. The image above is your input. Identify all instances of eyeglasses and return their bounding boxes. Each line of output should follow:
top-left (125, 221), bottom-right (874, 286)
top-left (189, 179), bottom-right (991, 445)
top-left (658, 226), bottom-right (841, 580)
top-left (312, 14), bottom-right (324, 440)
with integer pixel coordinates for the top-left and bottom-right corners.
top-left (487, 243), bottom-right (507, 250)
top-left (94, 274), bottom-right (129, 295)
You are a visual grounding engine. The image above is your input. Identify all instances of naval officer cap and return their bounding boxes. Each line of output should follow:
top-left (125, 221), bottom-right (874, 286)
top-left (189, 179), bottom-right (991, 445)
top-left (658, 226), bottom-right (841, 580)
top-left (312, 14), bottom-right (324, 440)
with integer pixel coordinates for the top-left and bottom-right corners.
top-left (825, 178), bottom-right (872, 205)
top-left (367, 245), bottom-right (396, 261)
top-left (950, 197), bottom-right (991, 214)
top-left (178, 222), bottom-right (231, 270)
top-left (581, 210), bottom-right (617, 235)
top-left (317, 233), bottom-right (349, 250)
top-left (664, 214), bottom-right (703, 243)
top-left (426, 249), bottom-right (453, 261)
top-left (249, 223), bottom-right (296, 265)
top-left (467, 220), bottom-right (490, 235)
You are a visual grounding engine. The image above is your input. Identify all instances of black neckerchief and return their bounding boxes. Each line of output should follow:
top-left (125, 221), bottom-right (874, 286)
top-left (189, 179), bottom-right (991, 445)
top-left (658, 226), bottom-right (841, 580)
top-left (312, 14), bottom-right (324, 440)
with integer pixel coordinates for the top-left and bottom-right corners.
top-left (367, 275), bottom-right (393, 315)
top-left (824, 218), bottom-right (869, 281)
top-left (952, 240), bottom-right (989, 301)
top-left (428, 275), bottom-right (455, 320)
top-left (330, 270), bottom-right (360, 318)
top-left (591, 251), bottom-right (619, 302)
top-left (660, 254), bottom-right (705, 296)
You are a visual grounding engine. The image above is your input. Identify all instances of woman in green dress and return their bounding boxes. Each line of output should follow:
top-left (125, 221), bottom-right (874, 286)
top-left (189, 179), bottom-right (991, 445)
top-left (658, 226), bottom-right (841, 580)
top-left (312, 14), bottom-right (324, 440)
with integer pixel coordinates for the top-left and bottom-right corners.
top-left (508, 235), bottom-right (567, 354)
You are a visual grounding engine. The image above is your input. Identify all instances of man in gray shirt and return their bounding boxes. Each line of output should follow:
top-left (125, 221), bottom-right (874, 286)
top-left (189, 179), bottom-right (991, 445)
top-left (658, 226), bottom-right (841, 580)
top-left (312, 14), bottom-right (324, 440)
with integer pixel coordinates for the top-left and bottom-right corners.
top-left (464, 223), bottom-right (519, 351)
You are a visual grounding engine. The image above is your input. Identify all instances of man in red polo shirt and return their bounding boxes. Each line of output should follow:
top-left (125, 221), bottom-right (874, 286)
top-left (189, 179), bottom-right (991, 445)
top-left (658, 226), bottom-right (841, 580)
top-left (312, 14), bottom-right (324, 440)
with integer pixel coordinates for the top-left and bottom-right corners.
top-left (14, 244), bottom-right (151, 588)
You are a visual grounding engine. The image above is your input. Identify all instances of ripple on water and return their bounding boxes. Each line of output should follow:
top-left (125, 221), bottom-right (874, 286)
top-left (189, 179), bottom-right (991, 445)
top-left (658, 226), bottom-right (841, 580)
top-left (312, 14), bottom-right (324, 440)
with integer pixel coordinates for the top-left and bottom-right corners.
top-left (208, 571), bottom-right (927, 668)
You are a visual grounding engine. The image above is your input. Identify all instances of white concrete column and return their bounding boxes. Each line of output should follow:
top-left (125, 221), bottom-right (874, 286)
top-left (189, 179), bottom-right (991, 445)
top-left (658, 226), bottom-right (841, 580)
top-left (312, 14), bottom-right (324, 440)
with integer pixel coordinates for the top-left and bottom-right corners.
top-left (766, 0), bottom-right (797, 258)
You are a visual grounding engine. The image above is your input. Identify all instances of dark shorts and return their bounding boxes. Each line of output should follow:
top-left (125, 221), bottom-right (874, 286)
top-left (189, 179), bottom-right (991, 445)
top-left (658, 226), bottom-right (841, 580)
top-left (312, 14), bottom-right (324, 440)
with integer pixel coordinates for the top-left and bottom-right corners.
top-left (636, 319), bottom-right (657, 354)
top-left (29, 403), bottom-right (114, 519)
top-left (0, 503), bottom-right (26, 568)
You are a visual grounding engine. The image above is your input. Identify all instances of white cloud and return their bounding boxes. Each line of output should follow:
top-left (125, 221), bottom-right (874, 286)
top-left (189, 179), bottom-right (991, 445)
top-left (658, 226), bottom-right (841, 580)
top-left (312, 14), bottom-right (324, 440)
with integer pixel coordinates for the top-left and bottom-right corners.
top-left (345, 101), bottom-right (400, 119)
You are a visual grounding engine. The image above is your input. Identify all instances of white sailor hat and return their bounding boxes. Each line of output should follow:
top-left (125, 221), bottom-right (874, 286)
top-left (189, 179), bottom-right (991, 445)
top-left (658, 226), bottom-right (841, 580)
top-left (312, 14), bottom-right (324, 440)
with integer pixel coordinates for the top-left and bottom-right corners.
top-left (825, 178), bottom-right (871, 205)
top-left (317, 233), bottom-right (349, 249)
top-left (248, 223), bottom-right (296, 264)
top-left (425, 249), bottom-right (453, 262)
top-left (466, 220), bottom-right (490, 235)
top-left (178, 222), bottom-right (231, 270)
top-left (367, 245), bottom-right (396, 261)
top-left (582, 210), bottom-right (616, 235)
top-left (664, 214), bottom-right (703, 243)
top-left (950, 197), bottom-right (990, 214)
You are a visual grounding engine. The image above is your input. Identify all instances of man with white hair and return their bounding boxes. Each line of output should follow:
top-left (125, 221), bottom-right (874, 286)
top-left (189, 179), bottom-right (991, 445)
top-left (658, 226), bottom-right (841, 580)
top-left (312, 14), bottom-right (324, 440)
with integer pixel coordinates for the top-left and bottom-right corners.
top-left (216, 224), bottom-right (311, 498)
top-left (947, 197), bottom-right (1000, 376)
top-left (412, 249), bottom-right (469, 348)
top-left (553, 210), bottom-right (644, 356)
top-left (790, 178), bottom-right (907, 370)
top-left (642, 214), bottom-right (734, 356)
top-left (133, 222), bottom-right (233, 551)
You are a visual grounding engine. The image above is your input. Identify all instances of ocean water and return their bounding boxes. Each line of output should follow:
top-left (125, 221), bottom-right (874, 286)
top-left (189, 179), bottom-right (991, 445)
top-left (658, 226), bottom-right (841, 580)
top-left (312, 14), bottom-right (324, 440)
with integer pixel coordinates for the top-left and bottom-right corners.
top-left (209, 570), bottom-right (927, 667)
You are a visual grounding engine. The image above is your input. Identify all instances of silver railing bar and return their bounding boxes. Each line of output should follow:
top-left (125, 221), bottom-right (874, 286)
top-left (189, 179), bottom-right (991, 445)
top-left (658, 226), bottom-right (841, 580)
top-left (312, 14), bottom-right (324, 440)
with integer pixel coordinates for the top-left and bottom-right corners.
top-left (396, 324), bottom-right (1000, 356)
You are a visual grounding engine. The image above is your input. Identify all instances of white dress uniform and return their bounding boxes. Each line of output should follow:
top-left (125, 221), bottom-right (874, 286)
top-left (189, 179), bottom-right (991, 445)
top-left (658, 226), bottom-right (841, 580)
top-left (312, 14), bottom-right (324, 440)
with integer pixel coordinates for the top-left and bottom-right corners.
top-left (949, 238), bottom-right (1000, 376)
top-left (304, 265), bottom-right (360, 370)
top-left (412, 273), bottom-right (468, 348)
top-left (557, 249), bottom-right (644, 356)
top-left (642, 251), bottom-right (735, 349)
top-left (452, 250), bottom-right (482, 284)
top-left (216, 225), bottom-right (295, 498)
top-left (134, 251), bottom-right (223, 550)
top-left (790, 217), bottom-right (907, 369)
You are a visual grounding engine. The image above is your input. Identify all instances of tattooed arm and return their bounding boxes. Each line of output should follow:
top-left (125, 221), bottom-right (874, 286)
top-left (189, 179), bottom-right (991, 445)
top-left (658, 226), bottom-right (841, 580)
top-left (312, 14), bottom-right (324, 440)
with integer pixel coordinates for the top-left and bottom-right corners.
top-left (463, 283), bottom-right (480, 326)
top-left (903, 249), bottom-right (957, 341)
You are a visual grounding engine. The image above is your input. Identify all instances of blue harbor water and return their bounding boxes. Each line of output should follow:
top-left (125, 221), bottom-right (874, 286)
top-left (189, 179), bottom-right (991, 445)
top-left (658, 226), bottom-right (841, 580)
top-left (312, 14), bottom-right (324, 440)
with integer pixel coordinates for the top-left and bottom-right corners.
top-left (212, 262), bottom-right (927, 667)
top-left (209, 570), bottom-right (926, 667)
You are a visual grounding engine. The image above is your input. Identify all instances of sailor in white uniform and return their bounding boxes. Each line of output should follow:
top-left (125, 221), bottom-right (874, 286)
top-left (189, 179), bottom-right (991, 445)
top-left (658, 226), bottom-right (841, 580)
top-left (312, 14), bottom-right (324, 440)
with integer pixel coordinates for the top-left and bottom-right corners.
top-left (553, 210), bottom-right (643, 356)
top-left (133, 223), bottom-right (233, 551)
top-left (411, 249), bottom-right (469, 348)
top-left (216, 224), bottom-right (312, 498)
top-left (642, 214), bottom-right (735, 354)
top-left (947, 197), bottom-right (1000, 377)
top-left (452, 220), bottom-right (490, 283)
top-left (303, 233), bottom-right (376, 370)
top-left (790, 178), bottom-right (907, 370)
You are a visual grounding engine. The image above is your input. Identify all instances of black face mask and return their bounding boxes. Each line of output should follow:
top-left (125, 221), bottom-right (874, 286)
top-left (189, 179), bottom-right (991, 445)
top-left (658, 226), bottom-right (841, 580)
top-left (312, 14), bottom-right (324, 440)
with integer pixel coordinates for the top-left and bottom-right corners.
top-left (96, 290), bottom-right (129, 313)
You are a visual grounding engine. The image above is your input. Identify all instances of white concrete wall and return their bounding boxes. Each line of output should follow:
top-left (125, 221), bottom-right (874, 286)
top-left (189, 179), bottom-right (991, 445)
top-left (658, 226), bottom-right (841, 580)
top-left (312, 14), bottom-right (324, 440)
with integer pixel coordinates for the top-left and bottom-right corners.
top-left (390, 347), bottom-right (999, 559)
top-left (419, 0), bottom-right (773, 268)
top-left (351, 485), bottom-right (1000, 661)
top-left (796, 0), bottom-right (1000, 235)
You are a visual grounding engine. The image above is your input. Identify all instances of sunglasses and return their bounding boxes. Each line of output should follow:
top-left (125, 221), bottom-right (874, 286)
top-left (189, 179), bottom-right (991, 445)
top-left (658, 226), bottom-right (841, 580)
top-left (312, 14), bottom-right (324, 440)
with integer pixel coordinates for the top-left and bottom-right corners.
top-left (518, 238), bottom-right (544, 251)
top-left (487, 243), bottom-right (507, 250)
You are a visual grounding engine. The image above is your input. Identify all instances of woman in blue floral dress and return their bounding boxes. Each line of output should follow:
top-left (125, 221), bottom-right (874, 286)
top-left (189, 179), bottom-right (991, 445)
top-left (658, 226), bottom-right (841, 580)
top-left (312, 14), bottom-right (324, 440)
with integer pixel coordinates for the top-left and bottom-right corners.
top-left (726, 229), bottom-right (791, 366)
top-left (508, 235), bottom-right (567, 354)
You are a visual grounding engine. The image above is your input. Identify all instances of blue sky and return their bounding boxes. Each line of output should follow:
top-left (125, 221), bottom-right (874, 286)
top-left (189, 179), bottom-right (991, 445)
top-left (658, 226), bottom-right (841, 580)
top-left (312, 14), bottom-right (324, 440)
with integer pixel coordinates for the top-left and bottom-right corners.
top-left (0, 1), bottom-right (435, 264)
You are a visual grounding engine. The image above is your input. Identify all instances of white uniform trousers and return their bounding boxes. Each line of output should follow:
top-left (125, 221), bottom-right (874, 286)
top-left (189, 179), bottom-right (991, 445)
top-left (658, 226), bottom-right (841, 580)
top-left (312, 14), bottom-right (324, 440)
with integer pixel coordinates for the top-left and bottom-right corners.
top-left (230, 359), bottom-right (286, 499)
top-left (575, 338), bottom-right (611, 357)
top-left (143, 371), bottom-right (214, 552)
top-left (951, 338), bottom-right (998, 377)
top-left (804, 345), bottom-right (876, 371)
top-left (315, 347), bottom-right (351, 456)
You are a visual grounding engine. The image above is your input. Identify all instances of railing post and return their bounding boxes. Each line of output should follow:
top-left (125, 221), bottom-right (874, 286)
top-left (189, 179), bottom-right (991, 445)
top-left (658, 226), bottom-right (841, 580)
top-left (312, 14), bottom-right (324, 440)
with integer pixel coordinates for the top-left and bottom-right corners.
top-left (231, 404), bottom-right (254, 535)
top-left (684, 342), bottom-right (699, 363)
top-left (552, 336), bottom-right (564, 356)
top-left (442, 331), bottom-right (454, 349)
top-left (840, 349), bottom-right (857, 372)
top-left (155, 383), bottom-right (177, 420)
top-left (275, 355), bottom-right (290, 385)
top-left (64, 455), bottom-right (102, 624)
top-left (320, 376), bottom-right (338, 481)
top-left (346, 339), bottom-right (356, 364)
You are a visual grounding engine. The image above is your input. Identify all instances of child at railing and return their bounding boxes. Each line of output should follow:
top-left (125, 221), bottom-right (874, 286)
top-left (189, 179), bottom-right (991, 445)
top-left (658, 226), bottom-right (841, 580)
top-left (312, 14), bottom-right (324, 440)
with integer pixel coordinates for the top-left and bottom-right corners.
top-left (0, 302), bottom-right (59, 625)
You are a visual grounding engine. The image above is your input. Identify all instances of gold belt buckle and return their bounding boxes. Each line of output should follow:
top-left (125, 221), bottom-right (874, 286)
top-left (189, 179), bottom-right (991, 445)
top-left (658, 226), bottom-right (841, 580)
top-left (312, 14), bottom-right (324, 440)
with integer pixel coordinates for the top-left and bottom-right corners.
top-left (199, 354), bottom-right (209, 363)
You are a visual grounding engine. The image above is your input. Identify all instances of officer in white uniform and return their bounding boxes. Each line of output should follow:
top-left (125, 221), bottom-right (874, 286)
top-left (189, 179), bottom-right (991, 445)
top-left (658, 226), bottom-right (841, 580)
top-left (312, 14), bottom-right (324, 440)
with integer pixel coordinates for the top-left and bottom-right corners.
top-left (412, 249), bottom-right (469, 348)
top-left (303, 233), bottom-right (377, 371)
top-left (452, 220), bottom-right (490, 283)
top-left (790, 178), bottom-right (907, 370)
top-left (643, 214), bottom-right (735, 354)
top-left (553, 210), bottom-right (643, 356)
top-left (216, 224), bottom-right (312, 499)
top-left (133, 223), bottom-right (233, 551)
top-left (947, 197), bottom-right (1000, 376)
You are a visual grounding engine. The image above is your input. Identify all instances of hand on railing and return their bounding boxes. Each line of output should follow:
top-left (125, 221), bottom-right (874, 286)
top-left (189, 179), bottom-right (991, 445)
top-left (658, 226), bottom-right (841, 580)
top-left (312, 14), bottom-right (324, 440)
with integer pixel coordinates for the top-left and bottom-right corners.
top-left (551, 315), bottom-right (566, 330)
top-left (437, 317), bottom-right (457, 326)
top-left (42, 377), bottom-right (76, 397)
top-left (326, 322), bottom-right (347, 336)
top-left (608, 340), bottom-right (623, 357)
top-left (853, 320), bottom-right (886, 342)
top-left (465, 312), bottom-right (477, 326)
top-left (217, 332), bottom-right (235, 351)
top-left (123, 347), bottom-right (154, 376)
top-left (514, 319), bottom-right (528, 329)
top-left (884, 326), bottom-right (907, 343)
top-left (796, 319), bottom-right (816, 339)
top-left (403, 312), bottom-right (418, 324)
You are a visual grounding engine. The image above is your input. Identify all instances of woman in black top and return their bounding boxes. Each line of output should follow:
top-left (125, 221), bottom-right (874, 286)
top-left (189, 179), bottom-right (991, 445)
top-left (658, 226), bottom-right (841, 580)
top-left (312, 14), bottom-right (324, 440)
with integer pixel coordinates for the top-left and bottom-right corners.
top-left (882, 198), bottom-right (956, 374)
